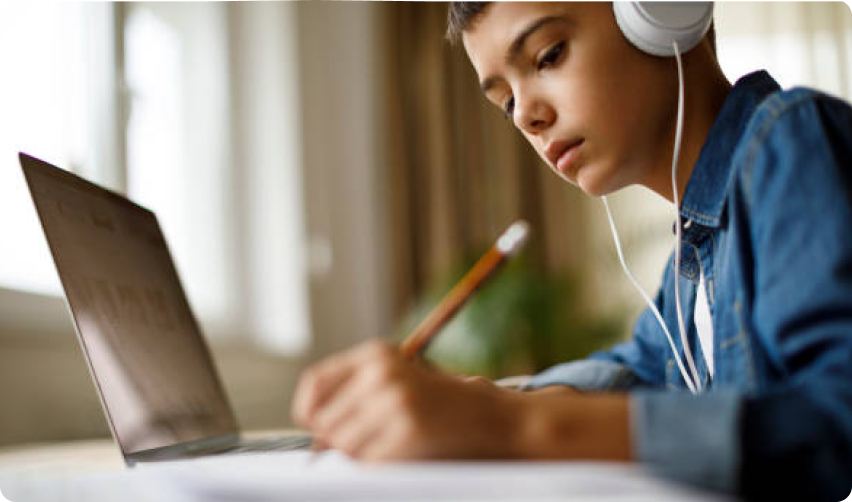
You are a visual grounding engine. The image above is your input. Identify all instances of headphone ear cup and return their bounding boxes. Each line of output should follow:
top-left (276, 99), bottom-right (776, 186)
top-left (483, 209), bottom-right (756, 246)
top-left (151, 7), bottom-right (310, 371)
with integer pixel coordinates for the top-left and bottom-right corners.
top-left (614, 2), bottom-right (713, 57)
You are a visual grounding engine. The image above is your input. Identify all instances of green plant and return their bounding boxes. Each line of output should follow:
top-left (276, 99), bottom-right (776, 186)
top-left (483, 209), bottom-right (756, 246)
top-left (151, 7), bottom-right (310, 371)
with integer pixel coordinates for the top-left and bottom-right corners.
top-left (396, 253), bottom-right (624, 379)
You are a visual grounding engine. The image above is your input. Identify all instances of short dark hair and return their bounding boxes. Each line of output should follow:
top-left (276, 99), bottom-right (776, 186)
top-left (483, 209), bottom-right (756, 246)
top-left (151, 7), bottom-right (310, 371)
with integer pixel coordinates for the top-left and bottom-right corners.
top-left (446, 2), bottom-right (716, 55)
top-left (446, 2), bottom-right (490, 43)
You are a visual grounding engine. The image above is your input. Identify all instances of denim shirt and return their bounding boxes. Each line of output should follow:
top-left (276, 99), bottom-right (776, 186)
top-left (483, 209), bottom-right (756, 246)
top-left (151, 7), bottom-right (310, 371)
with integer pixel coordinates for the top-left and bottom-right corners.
top-left (525, 71), bottom-right (852, 501)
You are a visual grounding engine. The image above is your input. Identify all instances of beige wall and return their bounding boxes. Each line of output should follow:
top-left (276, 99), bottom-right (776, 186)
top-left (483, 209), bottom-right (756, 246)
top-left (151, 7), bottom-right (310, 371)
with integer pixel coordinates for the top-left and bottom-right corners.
top-left (0, 288), bottom-right (306, 447)
top-left (0, 330), bottom-right (302, 446)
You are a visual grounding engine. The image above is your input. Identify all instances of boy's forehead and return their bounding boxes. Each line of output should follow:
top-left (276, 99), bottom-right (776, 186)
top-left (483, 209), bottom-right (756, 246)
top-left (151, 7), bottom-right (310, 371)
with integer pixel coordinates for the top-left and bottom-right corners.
top-left (466, 2), bottom-right (572, 31)
top-left (462, 3), bottom-right (575, 78)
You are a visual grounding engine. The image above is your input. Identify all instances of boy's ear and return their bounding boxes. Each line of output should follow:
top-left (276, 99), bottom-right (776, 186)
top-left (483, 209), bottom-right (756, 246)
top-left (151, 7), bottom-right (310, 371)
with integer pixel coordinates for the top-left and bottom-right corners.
top-left (613, 2), bottom-right (713, 57)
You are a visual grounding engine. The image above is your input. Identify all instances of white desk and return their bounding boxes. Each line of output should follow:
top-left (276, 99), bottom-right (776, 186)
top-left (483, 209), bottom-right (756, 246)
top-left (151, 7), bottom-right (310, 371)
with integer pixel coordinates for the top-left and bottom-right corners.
top-left (0, 439), bottom-right (733, 502)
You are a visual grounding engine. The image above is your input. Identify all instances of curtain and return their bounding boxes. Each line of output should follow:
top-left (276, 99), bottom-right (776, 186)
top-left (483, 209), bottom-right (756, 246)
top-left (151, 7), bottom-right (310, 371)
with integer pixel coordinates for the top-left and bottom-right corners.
top-left (378, 2), bottom-right (590, 324)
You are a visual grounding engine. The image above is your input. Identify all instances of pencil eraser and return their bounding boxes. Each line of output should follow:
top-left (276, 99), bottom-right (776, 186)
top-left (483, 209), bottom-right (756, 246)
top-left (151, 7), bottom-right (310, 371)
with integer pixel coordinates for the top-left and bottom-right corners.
top-left (496, 220), bottom-right (531, 256)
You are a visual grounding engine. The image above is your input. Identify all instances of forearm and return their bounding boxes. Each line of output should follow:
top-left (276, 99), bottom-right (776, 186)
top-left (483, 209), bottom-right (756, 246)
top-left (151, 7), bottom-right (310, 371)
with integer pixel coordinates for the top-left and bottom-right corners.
top-left (511, 390), bottom-right (633, 461)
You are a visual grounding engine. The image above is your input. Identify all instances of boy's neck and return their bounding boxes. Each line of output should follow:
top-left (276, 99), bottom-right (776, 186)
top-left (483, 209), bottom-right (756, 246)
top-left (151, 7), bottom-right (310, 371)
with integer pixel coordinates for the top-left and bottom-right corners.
top-left (643, 44), bottom-right (732, 205)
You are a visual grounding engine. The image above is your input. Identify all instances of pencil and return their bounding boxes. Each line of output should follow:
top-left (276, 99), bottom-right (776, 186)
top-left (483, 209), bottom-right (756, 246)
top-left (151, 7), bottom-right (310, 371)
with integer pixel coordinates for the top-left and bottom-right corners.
top-left (307, 221), bottom-right (529, 459)
top-left (399, 220), bottom-right (531, 359)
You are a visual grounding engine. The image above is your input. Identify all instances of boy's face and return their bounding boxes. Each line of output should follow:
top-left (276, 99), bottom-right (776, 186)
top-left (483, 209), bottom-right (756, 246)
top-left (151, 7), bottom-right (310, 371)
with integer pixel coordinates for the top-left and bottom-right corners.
top-left (463, 2), bottom-right (678, 196)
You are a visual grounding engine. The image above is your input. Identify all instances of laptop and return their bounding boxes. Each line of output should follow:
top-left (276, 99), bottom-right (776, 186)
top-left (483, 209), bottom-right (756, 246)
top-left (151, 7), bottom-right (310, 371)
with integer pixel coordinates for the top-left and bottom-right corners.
top-left (18, 152), bottom-right (312, 466)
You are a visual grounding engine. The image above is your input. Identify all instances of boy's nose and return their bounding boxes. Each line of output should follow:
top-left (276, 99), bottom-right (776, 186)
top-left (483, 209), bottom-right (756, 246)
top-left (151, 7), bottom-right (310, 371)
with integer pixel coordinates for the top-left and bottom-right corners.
top-left (515, 100), bottom-right (554, 134)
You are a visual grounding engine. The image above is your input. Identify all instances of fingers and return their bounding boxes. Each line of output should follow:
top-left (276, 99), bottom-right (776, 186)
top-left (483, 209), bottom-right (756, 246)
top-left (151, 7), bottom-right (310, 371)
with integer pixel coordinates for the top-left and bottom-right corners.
top-left (324, 386), bottom-right (400, 458)
top-left (293, 339), bottom-right (428, 461)
top-left (357, 406), bottom-right (421, 462)
top-left (331, 386), bottom-right (420, 461)
top-left (355, 424), bottom-right (405, 462)
top-left (311, 359), bottom-right (396, 435)
top-left (310, 435), bottom-right (329, 452)
top-left (291, 339), bottom-right (398, 428)
top-left (292, 357), bottom-right (355, 427)
top-left (293, 339), bottom-right (521, 463)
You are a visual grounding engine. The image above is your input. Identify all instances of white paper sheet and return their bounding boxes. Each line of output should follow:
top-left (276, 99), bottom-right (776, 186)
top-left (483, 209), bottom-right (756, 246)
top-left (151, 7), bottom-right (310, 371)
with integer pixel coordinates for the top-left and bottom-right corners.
top-left (1, 449), bottom-right (734, 502)
top-left (135, 450), bottom-right (732, 502)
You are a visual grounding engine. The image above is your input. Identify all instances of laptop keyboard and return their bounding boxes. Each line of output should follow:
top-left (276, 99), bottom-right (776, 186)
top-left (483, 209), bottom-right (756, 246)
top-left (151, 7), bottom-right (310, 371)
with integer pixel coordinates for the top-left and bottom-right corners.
top-left (224, 435), bottom-right (313, 455)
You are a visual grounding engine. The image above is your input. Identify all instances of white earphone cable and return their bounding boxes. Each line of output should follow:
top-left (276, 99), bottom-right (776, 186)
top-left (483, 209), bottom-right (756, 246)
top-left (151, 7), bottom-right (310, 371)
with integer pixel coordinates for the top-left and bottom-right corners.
top-left (671, 40), bottom-right (702, 392)
top-left (598, 40), bottom-right (701, 395)
top-left (601, 196), bottom-right (697, 394)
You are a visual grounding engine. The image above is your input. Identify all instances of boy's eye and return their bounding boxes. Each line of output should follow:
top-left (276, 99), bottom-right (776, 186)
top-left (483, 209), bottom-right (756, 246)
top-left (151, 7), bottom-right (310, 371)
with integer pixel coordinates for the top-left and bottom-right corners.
top-left (503, 96), bottom-right (515, 120)
top-left (537, 41), bottom-right (565, 71)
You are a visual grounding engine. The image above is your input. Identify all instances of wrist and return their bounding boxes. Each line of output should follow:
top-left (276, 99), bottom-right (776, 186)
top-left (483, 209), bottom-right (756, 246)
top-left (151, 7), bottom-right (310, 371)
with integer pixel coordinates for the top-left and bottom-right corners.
top-left (514, 390), bottom-right (633, 461)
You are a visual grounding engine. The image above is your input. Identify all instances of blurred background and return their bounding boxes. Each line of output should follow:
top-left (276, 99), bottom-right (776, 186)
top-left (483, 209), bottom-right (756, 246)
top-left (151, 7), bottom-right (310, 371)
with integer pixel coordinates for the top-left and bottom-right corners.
top-left (0, 1), bottom-right (850, 447)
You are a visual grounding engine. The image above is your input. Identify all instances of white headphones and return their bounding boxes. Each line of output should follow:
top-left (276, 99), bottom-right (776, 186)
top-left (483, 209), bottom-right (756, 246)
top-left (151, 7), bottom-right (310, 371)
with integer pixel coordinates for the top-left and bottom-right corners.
top-left (604, 2), bottom-right (715, 394)
top-left (614, 2), bottom-right (714, 57)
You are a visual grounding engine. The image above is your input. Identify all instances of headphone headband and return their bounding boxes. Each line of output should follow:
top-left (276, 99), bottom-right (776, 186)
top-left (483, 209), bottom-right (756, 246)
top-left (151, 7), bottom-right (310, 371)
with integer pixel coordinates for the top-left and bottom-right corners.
top-left (614, 2), bottom-right (713, 57)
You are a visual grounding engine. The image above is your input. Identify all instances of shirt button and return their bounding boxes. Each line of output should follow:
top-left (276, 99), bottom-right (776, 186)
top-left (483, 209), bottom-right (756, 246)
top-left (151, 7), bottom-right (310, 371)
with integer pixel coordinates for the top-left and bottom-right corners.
top-left (672, 218), bottom-right (694, 235)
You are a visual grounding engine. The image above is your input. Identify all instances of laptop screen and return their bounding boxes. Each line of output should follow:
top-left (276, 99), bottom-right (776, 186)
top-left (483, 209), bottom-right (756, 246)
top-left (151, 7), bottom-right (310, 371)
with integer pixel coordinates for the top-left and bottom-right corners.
top-left (20, 153), bottom-right (238, 455)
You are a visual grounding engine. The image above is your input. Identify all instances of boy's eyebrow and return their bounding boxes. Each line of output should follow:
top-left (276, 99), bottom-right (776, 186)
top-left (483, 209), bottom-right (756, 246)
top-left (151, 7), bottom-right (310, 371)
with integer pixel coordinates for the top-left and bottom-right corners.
top-left (480, 15), bottom-right (569, 93)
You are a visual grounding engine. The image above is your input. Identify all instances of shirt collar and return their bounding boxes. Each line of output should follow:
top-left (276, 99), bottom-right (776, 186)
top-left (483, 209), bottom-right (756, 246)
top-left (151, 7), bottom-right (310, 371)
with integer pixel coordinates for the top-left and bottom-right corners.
top-left (680, 70), bottom-right (781, 228)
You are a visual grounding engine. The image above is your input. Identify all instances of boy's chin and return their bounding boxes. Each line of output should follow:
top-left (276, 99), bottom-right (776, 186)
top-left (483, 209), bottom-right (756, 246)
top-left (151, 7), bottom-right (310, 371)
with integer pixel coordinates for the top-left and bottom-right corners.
top-left (548, 162), bottom-right (619, 197)
top-left (575, 168), bottom-right (614, 197)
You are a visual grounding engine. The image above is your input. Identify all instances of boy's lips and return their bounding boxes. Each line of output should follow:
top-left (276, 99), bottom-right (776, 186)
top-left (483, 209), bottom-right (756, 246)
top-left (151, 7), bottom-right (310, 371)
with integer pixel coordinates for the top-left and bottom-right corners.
top-left (545, 139), bottom-right (584, 175)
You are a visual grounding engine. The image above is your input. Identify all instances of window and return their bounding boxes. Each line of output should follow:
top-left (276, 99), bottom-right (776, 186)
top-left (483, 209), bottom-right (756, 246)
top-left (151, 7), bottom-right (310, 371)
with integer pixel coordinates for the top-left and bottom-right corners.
top-left (123, 5), bottom-right (238, 340)
top-left (0, 2), bottom-right (118, 296)
top-left (0, 2), bottom-right (310, 355)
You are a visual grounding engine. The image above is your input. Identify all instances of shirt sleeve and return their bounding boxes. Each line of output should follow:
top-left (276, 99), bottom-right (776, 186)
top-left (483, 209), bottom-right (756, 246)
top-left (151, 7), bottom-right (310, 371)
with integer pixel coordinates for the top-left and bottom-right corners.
top-left (731, 92), bottom-right (852, 500)
top-left (632, 93), bottom-right (852, 500)
top-left (524, 264), bottom-right (747, 492)
top-left (629, 94), bottom-right (852, 500)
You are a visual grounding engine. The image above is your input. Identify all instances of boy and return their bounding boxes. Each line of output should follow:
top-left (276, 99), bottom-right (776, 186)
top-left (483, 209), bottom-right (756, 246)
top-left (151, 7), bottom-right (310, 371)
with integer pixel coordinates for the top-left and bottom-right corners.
top-left (293, 3), bottom-right (852, 500)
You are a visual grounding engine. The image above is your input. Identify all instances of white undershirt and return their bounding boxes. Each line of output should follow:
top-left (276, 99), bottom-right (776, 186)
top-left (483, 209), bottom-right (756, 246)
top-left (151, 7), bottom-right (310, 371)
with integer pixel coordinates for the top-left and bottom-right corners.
top-left (694, 269), bottom-right (715, 379)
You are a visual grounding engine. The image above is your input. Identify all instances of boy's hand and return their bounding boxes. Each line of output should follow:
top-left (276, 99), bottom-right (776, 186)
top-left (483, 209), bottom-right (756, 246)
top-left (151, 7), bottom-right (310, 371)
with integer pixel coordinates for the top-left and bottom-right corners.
top-left (292, 338), bottom-right (632, 462)
top-left (292, 339), bottom-right (521, 461)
